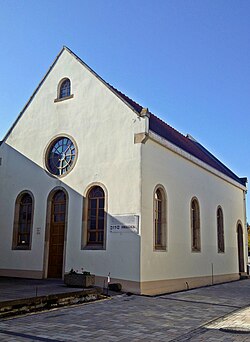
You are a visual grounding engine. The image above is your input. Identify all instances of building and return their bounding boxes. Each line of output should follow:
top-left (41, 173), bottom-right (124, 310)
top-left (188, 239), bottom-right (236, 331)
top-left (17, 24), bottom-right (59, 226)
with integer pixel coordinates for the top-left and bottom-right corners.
top-left (0, 47), bottom-right (248, 295)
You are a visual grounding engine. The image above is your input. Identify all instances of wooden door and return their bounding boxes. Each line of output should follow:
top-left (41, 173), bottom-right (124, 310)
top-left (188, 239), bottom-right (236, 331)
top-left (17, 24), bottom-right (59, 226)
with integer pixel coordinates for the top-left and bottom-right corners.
top-left (48, 190), bottom-right (66, 278)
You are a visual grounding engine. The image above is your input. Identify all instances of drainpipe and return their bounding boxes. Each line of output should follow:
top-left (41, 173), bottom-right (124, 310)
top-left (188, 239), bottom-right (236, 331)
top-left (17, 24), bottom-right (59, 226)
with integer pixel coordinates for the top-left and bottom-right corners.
top-left (243, 188), bottom-right (248, 272)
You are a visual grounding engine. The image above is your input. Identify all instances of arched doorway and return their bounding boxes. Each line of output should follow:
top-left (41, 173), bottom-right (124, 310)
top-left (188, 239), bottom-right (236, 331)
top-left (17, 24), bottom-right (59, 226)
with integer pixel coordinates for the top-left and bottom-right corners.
top-left (47, 190), bottom-right (66, 278)
top-left (237, 223), bottom-right (244, 273)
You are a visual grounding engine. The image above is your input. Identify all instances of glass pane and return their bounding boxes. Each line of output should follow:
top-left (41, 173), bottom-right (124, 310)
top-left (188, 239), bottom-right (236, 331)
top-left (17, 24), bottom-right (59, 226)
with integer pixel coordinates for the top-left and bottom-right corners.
top-left (54, 191), bottom-right (65, 201)
top-left (98, 232), bottom-right (104, 242)
top-left (90, 208), bottom-right (96, 217)
top-left (90, 199), bottom-right (97, 209)
top-left (88, 232), bottom-right (96, 242)
top-left (54, 214), bottom-right (60, 222)
top-left (21, 194), bottom-right (32, 204)
top-left (156, 189), bottom-right (162, 200)
top-left (47, 138), bottom-right (75, 176)
top-left (99, 209), bottom-right (104, 219)
top-left (99, 199), bottom-right (104, 209)
top-left (60, 79), bottom-right (71, 98)
top-left (54, 205), bottom-right (60, 213)
top-left (98, 218), bottom-right (104, 230)
top-left (90, 218), bottom-right (96, 229)
top-left (89, 186), bottom-right (104, 198)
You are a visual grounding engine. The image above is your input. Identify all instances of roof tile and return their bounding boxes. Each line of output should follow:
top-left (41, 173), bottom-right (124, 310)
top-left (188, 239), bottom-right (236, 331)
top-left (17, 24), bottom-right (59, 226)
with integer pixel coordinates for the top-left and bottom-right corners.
top-left (110, 85), bottom-right (245, 186)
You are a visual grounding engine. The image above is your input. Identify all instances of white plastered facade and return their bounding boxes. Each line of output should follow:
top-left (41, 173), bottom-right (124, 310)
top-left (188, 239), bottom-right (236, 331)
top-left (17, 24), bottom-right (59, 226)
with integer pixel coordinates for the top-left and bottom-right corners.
top-left (0, 48), bottom-right (247, 294)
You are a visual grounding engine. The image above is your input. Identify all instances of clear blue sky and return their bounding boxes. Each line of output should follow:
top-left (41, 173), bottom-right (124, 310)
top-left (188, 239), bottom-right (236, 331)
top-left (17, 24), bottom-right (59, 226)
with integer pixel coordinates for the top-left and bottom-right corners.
top-left (0, 0), bottom-right (250, 216)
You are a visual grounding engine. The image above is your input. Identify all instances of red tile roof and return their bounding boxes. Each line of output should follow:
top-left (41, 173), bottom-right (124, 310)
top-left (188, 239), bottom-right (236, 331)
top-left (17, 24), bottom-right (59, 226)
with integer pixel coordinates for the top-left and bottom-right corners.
top-left (109, 84), bottom-right (246, 186)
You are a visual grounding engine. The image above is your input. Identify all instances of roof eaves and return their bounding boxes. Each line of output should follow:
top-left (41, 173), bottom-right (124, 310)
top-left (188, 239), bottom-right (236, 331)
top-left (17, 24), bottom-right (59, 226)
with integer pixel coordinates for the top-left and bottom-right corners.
top-left (192, 139), bottom-right (245, 186)
top-left (148, 113), bottom-right (245, 186)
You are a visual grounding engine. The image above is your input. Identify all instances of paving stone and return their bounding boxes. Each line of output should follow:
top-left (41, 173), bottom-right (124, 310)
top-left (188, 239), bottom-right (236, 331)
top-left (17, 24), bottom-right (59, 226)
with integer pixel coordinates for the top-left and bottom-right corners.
top-left (0, 279), bottom-right (249, 341)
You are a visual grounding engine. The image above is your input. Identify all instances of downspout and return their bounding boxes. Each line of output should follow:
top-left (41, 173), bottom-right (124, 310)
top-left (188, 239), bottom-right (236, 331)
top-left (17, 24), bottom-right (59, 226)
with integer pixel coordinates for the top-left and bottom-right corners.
top-left (243, 187), bottom-right (248, 272)
top-left (135, 108), bottom-right (149, 294)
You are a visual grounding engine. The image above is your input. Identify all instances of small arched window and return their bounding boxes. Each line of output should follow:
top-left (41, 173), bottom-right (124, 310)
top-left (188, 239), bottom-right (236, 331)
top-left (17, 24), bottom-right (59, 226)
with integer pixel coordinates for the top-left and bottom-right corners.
top-left (12, 192), bottom-right (34, 249)
top-left (59, 78), bottom-right (71, 99)
top-left (87, 186), bottom-right (105, 247)
top-left (191, 198), bottom-right (201, 252)
top-left (217, 207), bottom-right (225, 253)
top-left (154, 187), bottom-right (167, 250)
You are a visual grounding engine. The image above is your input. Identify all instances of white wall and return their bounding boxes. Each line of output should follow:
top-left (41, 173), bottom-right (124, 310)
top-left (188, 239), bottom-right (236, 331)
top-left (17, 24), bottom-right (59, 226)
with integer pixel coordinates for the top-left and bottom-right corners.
top-left (0, 49), bottom-right (146, 282)
top-left (141, 137), bottom-right (246, 281)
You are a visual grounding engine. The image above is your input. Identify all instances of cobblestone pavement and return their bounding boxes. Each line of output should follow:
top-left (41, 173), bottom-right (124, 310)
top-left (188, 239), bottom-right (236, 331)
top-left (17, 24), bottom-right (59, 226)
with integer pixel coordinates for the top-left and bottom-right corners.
top-left (0, 279), bottom-right (249, 341)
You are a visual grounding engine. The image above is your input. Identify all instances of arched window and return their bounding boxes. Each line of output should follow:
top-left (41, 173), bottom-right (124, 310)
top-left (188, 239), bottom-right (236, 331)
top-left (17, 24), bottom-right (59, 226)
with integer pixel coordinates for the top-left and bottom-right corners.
top-left (87, 186), bottom-right (105, 247)
top-left (191, 198), bottom-right (201, 252)
top-left (13, 192), bottom-right (34, 249)
top-left (217, 207), bottom-right (225, 253)
top-left (154, 187), bottom-right (166, 250)
top-left (237, 222), bottom-right (244, 273)
top-left (59, 78), bottom-right (71, 99)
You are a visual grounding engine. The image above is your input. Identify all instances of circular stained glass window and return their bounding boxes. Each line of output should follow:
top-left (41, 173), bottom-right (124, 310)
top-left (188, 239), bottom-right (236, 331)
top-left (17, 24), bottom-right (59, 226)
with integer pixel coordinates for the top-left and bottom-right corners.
top-left (46, 137), bottom-right (76, 176)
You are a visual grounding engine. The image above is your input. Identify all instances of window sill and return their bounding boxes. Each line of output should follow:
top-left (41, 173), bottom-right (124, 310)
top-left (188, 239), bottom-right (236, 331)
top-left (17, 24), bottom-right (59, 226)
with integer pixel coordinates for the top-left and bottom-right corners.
top-left (154, 247), bottom-right (167, 252)
top-left (82, 245), bottom-right (105, 251)
top-left (54, 94), bottom-right (74, 103)
top-left (12, 246), bottom-right (31, 251)
top-left (191, 248), bottom-right (201, 253)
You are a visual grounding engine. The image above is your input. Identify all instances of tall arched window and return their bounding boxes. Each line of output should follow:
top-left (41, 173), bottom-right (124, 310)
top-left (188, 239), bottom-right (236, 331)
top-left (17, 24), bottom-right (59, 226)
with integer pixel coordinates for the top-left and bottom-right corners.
top-left (59, 78), bottom-right (71, 98)
top-left (12, 192), bottom-right (34, 249)
top-left (237, 222), bottom-right (244, 273)
top-left (191, 198), bottom-right (201, 252)
top-left (87, 186), bottom-right (105, 247)
top-left (154, 187), bottom-right (166, 250)
top-left (217, 207), bottom-right (225, 253)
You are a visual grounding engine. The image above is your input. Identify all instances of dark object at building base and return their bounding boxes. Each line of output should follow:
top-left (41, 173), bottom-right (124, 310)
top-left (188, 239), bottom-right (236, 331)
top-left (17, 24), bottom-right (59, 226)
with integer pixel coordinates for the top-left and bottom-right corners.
top-left (108, 283), bottom-right (122, 292)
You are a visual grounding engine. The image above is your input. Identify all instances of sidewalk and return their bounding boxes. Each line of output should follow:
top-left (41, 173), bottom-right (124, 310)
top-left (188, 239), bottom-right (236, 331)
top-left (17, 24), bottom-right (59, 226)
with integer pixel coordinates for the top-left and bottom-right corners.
top-left (205, 305), bottom-right (250, 333)
top-left (0, 277), bottom-right (249, 333)
top-left (0, 277), bottom-right (105, 318)
top-left (0, 277), bottom-right (84, 302)
top-left (0, 278), bottom-right (249, 341)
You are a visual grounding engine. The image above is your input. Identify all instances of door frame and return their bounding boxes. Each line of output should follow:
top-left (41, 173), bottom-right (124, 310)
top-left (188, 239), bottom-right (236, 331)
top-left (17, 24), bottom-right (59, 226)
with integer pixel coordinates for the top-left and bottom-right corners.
top-left (237, 221), bottom-right (245, 274)
top-left (43, 187), bottom-right (68, 279)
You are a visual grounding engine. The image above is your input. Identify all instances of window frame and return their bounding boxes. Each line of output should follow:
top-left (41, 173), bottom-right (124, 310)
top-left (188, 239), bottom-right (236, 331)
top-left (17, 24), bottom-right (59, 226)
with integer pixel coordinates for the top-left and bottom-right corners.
top-left (44, 134), bottom-right (78, 178)
top-left (190, 197), bottom-right (201, 252)
top-left (217, 206), bottom-right (225, 253)
top-left (82, 184), bottom-right (107, 250)
top-left (54, 78), bottom-right (74, 102)
top-left (153, 186), bottom-right (167, 251)
top-left (12, 191), bottom-right (34, 250)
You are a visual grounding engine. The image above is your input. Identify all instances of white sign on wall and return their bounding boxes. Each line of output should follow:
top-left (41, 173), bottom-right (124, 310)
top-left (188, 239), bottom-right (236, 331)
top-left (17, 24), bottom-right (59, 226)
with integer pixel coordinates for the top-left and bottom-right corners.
top-left (109, 215), bottom-right (139, 234)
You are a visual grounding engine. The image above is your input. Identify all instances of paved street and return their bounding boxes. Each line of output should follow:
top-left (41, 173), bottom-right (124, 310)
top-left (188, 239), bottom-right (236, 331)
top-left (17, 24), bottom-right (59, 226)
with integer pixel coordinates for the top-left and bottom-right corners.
top-left (0, 279), bottom-right (249, 341)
